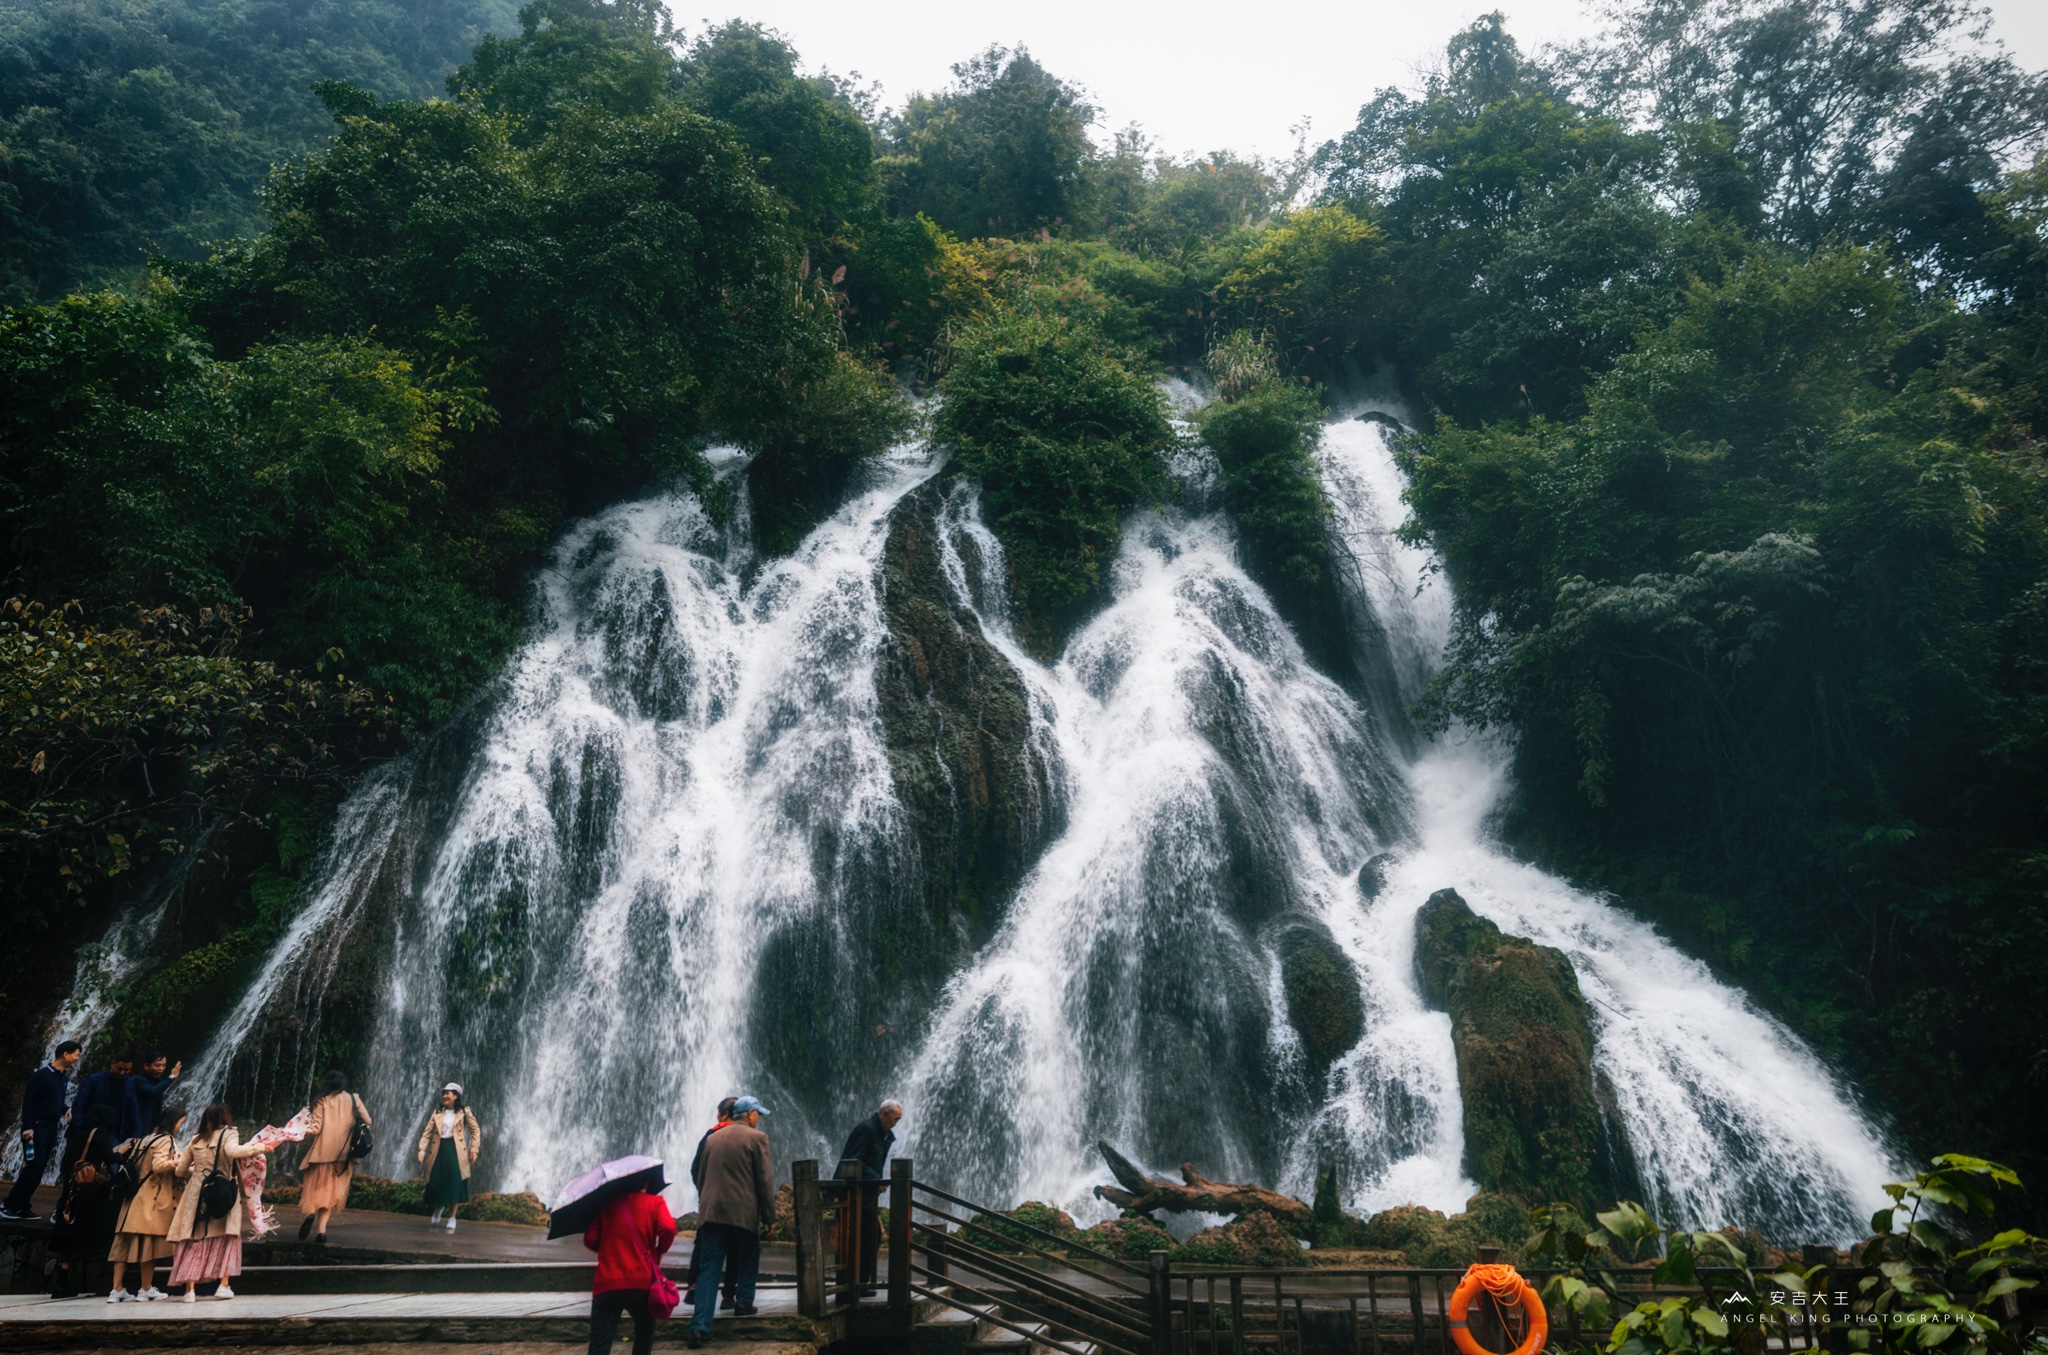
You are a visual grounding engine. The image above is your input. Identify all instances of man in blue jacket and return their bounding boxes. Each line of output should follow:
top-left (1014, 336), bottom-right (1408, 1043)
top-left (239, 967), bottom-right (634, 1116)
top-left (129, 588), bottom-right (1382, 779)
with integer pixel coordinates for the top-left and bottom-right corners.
top-left (2, 1040), bottom-right (81, 1220)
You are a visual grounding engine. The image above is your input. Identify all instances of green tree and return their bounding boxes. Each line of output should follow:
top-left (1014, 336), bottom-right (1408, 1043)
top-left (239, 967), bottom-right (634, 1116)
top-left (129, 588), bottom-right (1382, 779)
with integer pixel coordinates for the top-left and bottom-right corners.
top-left (885, 46), bottom-right (1098, 240)
top-left (1401, 246), bottom-right (2048, 1214)
top-left (0, 0), bottom-right (517, 299)
top-left (678, 21), bottom-right (879, 253)
top-left (934, 306), bottom-right (1174, 651)
top-left (1317, 14), bottom-right (1674, 421)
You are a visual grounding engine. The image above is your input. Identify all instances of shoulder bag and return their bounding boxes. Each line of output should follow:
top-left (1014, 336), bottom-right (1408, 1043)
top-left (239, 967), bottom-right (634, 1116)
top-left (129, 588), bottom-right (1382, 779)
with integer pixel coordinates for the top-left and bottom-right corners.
top-left (346, 1094), bottom-right (374, 1161)
top-left (108, 1133), bottom-right (150, 1202)
top-left (195, 1131), bottom-right (239, 1222)
top-left (636, 1205), bottom-right (680, 1319)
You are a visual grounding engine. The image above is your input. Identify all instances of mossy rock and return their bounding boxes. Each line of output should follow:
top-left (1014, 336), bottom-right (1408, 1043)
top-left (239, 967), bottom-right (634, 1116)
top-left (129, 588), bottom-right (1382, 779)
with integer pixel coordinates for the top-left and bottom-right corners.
top-left (976, 1201), bottom-right (1078, 1253)
top-left (264, 1173), bottom-right (544, 1225)
top-left (1274, 919), bottom-right (1366, 1081)
top-left (1413, 888), bottom-right (1632, 1210)
top-left (751, 480), bottom-right (1061, 1128)
top-left (1072, 1216), bottom-right (1175, 1261)
top-left (1172, 1210), bottom-right (1304, 1267)
top-left (1359, 1192), bottom-right (1528, 1267)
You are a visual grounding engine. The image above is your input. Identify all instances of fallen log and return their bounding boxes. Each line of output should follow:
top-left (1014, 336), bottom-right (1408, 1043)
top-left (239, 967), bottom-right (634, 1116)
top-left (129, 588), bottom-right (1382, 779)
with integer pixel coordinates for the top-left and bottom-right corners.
top-left (1093, 1141), bottom-right (1314, 1223)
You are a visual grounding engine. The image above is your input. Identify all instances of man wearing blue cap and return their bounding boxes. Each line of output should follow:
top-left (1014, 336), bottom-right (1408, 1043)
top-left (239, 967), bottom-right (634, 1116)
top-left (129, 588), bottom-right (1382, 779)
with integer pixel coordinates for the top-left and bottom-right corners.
top-left (687, 1095), bottom-right (774, 1348)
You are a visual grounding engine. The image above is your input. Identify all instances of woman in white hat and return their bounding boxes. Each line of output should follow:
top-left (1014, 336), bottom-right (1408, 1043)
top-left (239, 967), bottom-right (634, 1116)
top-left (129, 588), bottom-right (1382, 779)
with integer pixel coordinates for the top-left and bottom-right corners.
top-left (415, 1084), bottom-right (481, 1231)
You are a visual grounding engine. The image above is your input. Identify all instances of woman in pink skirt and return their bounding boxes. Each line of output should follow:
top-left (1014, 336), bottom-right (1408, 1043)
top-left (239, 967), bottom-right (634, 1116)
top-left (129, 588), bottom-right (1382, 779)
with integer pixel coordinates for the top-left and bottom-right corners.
top-left (297, 1070), bottom-right (372, 1243)
top-left (164, 1104), bottom-right (271, 1301)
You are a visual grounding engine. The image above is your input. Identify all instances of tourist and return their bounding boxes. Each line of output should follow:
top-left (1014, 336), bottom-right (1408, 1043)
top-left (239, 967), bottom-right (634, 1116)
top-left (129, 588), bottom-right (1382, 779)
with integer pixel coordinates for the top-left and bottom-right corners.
top-left (68, 1050), bottom-right (133, 1154)
top-left (3, 1039), bottom-right (80, 1221)
top-left (688, 1095), bottom-right (774, 1349)
top-left (683, 1095), bottom-right (737, 1309)
top-left (107, 1106), bottom-right (183, 1302)
top-left (120, 1052), bottom-right (181, 1143)
top-left (414, 1082), bottom-right (481, 1232)
top-left (837, 1099), bottom-right (902, 1292)
top-left (297, 1070), bottom-right (371, 1243)
top-left (47, 1116), bottom-right (117, 1298)
top-left (583, 1173), bottom-right (676, 1355)
top-left (166, 1103), bottom-right (272, 1301)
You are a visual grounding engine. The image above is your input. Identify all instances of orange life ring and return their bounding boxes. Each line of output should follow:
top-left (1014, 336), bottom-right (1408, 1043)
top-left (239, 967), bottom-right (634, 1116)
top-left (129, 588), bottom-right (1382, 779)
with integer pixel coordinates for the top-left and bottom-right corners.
top-left (1448, 1263), bottom-right (1548, 1355)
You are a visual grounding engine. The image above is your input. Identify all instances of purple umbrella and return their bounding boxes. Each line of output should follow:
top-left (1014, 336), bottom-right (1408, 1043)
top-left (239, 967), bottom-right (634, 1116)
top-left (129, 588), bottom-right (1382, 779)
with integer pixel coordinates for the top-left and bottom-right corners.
top-left (546, 1154), bottom-right (667, 1240)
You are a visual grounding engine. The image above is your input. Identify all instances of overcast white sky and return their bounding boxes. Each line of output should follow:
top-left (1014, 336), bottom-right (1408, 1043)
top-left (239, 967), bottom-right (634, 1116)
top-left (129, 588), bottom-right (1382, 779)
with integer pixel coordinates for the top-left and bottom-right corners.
top-left (667, 0), bottom-right (2048, 161)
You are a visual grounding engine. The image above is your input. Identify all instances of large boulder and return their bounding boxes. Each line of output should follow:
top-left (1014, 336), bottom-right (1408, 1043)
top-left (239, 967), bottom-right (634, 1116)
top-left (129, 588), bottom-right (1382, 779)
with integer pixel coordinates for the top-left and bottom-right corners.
top-left (1413, 888), bottom-right (1637, 1211)
top-left (1273, 918), bottom-right (1366, 1082)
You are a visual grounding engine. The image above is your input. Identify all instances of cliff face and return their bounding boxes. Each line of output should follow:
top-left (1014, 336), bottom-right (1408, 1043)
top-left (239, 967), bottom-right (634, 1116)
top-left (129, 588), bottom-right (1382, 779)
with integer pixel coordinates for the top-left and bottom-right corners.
top-left (750, 478), bottom-right (1061, 1123)
top-left (876, 479), bottom-right (1061, 943)
top-left (1413, 887), bottom-right (1639, 1210)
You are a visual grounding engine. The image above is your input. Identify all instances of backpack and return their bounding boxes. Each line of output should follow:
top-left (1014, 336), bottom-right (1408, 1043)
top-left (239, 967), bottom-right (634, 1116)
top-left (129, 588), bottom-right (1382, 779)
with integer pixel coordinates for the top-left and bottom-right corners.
top-left (194, 1132), bottom-right (239, 1222)
top-left (346, 1095), bottom-right (373, 1161)
top-left (108, 1134), bottom-right (151, 1202)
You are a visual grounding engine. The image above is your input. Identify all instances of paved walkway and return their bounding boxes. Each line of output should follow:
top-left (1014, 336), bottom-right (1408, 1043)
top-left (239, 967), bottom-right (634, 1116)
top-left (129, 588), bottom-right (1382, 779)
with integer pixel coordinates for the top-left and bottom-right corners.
top-left (0, 1286), bottom-right (822, 1349)
top-left (0, 1287), bottom-right (805, 1322)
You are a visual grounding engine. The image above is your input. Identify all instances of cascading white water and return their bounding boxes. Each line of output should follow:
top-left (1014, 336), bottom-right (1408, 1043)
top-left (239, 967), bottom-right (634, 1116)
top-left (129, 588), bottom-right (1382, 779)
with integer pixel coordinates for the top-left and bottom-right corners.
top-left (176, 412), bottom-right (1900, 1241)
top-left (186, 446), bottom-right (944, 1196)
top-left (898, 417), bottom-right (1899, 1241)
top-left (1303, 418), bottom-right (1901, 1235)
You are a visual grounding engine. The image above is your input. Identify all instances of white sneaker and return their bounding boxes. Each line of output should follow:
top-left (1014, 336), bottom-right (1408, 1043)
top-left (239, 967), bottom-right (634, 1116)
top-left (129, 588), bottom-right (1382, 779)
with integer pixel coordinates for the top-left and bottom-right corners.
top-left (180, 1291), bottom-right (196, 1304)
top-left (428, 1209), bottom-right (442, 1224)
top-left (106, 1291), bottom-right (129, 1304)
top-left (140, 1287), bottom-right (166, 1301)
top-left (445, 1218), bottom-right (457, 1232)
top-left (214, 1286), bottom-right (235, 1300)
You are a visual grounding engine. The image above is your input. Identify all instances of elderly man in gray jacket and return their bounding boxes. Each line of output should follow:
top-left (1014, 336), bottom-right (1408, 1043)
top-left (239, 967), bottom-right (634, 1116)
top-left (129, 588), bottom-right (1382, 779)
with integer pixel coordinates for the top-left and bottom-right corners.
top-left (687, 1095), bottom-right (775, 1348)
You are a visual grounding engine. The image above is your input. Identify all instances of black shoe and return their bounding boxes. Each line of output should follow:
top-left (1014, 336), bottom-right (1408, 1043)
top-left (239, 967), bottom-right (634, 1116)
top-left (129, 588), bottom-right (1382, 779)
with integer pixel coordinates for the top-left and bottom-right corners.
top-left (720, 1295), bottom-right (734, 1310)
top-left (3, 1208), bottom-right (41, 1221)
top-left (734, 1303), bottom-right (759, 1316)
top-left (298, 1216), bottom-right (315, 1241)
top-left (686, 1335), bottom-right (706, 1349)
top-left (314, 1233), bottom-right (329, 1245)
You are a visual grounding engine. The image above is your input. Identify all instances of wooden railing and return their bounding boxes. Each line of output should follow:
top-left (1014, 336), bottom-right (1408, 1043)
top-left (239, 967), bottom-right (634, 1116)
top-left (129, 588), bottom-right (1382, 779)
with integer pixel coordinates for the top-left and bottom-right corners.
top-left (787, 1162), bottom-right (2045, 1355)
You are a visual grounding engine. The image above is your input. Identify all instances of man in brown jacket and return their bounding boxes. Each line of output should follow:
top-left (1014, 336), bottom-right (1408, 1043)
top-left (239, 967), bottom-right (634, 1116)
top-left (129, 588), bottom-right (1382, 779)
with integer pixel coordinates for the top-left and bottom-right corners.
top-left (687, 1095), bottom-right (774, 1347)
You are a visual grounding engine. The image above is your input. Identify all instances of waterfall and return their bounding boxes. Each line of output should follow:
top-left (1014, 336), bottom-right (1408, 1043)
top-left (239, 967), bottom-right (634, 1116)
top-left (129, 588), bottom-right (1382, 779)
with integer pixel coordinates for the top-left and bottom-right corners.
top-left (174, 416), bottom-right (1899, 1242)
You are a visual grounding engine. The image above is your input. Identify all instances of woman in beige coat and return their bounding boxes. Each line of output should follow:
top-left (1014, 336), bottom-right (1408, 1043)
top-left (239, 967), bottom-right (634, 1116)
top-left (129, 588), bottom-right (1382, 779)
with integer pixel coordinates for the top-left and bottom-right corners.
top-left (107, 1106), bottom-right (183, 1302)
top-left (414, 1083), bottom-right (482, 1232)
top-left (166, 1103), bottom-right (271, 1301)
top-left (297, 1069), bottom-right (371, 1244)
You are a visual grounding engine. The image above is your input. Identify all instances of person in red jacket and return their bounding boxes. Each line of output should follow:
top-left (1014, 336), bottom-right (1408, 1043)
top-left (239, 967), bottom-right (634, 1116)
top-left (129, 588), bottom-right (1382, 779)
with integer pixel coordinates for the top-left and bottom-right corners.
top-left (583, 1182), bottom-right (677, 1355)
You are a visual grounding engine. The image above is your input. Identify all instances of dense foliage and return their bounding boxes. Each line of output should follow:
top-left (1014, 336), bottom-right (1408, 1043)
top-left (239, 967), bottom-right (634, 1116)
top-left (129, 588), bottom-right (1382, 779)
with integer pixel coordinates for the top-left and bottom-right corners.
top-left (0, 0), bottom-right (518, 300)
top-left (933, 306), bottom-right (1175, 652)
top-left (1366, 5), bottom-right (2048, 1221)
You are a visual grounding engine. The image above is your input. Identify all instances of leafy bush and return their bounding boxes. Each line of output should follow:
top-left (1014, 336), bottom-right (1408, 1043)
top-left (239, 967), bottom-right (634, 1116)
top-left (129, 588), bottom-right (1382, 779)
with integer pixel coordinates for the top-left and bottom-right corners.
top-left (1072, 1216), bottom-right (1175, 1261)
top-left (972, 1200), bottom-right (1078, 1254)
top-left (933, 306), bottom-right (1175, 653)
top-left (1196, 374), bottom-right (1331, 595)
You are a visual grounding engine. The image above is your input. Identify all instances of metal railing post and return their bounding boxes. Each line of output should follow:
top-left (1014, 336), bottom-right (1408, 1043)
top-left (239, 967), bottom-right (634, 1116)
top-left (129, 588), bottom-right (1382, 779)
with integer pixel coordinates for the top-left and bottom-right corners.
top-left (792, 1159), bottom-right (824, 1319)
top-left (890, 1159), bottom-right (914, 1343)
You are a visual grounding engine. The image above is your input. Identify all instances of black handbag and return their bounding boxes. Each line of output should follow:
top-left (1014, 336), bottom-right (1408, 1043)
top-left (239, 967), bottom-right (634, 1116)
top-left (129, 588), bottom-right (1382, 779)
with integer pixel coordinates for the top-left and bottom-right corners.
top-left (194, 1132), bottom-right (238, 1222)
top-left (346, 1095), bottom-right (373, 1161)
top-left (108, 1136), bottom-right (147, 1202)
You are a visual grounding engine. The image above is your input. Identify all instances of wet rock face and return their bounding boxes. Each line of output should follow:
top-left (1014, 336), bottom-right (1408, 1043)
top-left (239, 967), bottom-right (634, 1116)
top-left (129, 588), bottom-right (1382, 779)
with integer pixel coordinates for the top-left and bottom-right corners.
top-left (1413, 888), bottom-right (1634, 1211)
top-left (876, 477), bottom-right (1060, 953)
top-left (1273, 919), bottom-right (1366, 1084)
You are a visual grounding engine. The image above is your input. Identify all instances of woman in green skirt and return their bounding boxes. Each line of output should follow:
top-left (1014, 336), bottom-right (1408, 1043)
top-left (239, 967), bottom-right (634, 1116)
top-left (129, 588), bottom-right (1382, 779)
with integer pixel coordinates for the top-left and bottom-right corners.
top-left (414, 1084), bottom-right (481, 1232)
